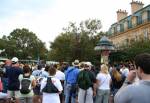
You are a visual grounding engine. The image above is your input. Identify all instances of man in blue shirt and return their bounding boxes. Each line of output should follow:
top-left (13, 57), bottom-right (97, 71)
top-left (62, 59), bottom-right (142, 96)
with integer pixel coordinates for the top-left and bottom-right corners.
top-left (65, 60), bottom-right (80, 103)
top-left (6, 57), bottom-right (23, 103)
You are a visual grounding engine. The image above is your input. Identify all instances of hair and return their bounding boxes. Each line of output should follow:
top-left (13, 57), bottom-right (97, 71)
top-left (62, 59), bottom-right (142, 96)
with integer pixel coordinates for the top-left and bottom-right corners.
top-left (53, 64), bottom-right (58, 69)
top-left (45, 65), bottom-right (50, 72)
top-left (37, 65), bottom-right (42, 70)
top-left (135, 53), bottom-right (150, 74)
top-left (23, 64), bottom-right (31, 73)
top-left (48, 66), bottom-right (56, 76)
top-left (112, 69), bottom-right (122, 81)
top-left (101, 64), bottom-right (109, 74)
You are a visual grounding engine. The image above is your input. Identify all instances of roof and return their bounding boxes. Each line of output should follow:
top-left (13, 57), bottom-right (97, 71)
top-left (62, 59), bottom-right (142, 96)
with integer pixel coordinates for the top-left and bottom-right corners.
top-left (110, 4), bottom-right (150, 27)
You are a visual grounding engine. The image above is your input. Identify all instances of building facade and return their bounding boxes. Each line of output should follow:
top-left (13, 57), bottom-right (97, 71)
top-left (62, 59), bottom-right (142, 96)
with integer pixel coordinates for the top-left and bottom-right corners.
top-left (108, 0), bottom-right (150, 48)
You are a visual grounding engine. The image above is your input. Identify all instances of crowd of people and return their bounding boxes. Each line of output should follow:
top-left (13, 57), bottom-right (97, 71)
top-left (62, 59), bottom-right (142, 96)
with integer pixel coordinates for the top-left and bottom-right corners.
top-left (0, 53), bottom-right (150, 103)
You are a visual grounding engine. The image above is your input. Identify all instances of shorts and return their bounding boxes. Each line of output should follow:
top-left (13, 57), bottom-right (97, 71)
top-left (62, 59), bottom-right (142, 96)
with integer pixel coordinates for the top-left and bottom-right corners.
top-left (7, 90), bottom-right (20, 98)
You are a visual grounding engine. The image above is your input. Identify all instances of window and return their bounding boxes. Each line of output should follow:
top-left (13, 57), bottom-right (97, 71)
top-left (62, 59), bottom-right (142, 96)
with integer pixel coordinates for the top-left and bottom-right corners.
top-left (124, 21), bottom-right (128, 30)
top-left (111, 27), bottom-right (115, 34)
top-left (132, 16), bottom-right (137, 27)
top-left (128, 20), bottom-right (132, 29)
top-left (117, 25), bottom-right (120, 32)
top-left (137, 15), bottom-right (142, 24)
top-left (148, 11), bottom-right (150, 21)
top-left (142, 11), bottom-right (148, 22)
top-left (120, 24), bottom-right (124, 32)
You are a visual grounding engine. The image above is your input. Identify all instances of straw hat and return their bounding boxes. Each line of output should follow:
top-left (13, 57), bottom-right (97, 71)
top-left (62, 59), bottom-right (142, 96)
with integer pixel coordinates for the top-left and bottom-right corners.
top-left (72, 59), bottom-right (80, 66)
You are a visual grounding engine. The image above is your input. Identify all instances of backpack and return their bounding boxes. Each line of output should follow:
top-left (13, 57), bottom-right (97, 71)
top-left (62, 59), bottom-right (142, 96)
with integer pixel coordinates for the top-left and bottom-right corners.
top-left (20, 75), bottom-right (32, 94)
top-left (42, 77), bottom-right (59, 93)
top-left (77, 70), bottom-right (92, 90)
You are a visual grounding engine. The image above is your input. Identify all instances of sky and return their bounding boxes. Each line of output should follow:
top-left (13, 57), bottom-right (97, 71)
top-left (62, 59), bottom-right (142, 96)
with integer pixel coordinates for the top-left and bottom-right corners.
top-left (0, 0), bottom-right (149, 48)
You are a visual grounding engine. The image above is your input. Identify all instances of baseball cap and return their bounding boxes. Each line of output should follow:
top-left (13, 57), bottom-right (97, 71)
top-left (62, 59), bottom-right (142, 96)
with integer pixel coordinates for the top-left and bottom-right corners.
top-left (11, 57), bottom-right (19, 64)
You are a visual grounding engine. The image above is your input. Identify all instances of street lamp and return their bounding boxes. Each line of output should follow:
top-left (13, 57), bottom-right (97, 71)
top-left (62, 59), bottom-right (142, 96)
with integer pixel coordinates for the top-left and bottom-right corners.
top-left (94, 36), bottom-right (115, 64)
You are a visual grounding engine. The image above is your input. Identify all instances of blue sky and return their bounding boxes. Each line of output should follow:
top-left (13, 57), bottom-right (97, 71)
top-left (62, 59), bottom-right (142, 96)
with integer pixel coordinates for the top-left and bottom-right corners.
top-left (0, 0), bottom-right (149, 48)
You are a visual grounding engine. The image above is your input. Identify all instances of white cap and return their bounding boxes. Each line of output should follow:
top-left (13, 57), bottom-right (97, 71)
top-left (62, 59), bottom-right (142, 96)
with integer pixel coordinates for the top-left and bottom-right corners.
top-left (11, 57), bottom-right (19, 64)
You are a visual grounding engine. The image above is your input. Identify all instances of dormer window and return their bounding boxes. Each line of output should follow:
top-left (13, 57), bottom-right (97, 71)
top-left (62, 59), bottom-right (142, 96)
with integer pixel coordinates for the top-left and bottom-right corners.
top-left (131, 16), bottom-right (137, 27)
top-left (117, 25), bottom-right (120, 32)
top-left (142, 11), bottom-right (148, 22)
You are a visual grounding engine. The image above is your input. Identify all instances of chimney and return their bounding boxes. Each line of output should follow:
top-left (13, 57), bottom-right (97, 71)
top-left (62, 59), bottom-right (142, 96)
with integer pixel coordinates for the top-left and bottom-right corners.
top-left (131, 0), bottom-right (144, 14)
top-left (117, 9), bottom-right (128, 22)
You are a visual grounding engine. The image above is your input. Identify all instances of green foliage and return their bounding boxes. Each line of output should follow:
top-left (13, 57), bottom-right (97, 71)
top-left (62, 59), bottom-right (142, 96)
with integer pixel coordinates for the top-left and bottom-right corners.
top-left (49, 19), bottom-right (104, 64)
top-left (109, 39), bottom-right (150, 63)
top-left (0, 28), bottom-right (47, 60)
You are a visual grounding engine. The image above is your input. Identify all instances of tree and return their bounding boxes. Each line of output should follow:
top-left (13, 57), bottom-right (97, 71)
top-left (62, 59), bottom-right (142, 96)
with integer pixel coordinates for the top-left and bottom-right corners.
top-left (109, 39), bottom-right (150, 63)
top-left (49, 19), bottom-right (105, 64)
top-left (4, 28), bottom-right (47, 59)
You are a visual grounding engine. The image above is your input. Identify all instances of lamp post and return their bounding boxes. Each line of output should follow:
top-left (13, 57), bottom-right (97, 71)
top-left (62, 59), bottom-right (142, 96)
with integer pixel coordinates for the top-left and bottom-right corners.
top-left (94, 36), bottom-right (115, 64)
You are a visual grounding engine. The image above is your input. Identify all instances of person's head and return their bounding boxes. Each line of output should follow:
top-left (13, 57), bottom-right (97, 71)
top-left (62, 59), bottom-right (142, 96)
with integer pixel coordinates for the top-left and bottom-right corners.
top-left (112, 68), bottom-right (122, 81)
top-left (48, 66), bottom-right (56, 76)
top-left (84, 62), bottom-right (92, 70)
top-left (53, 64), bottom-right (58, 69)
top-left (37, 64), bottom-right (42, 70)
top-left (11, 57), bottom-right (19, 64)
top-left (5, 59), bottom-right (12, 66)
top-left (135, 53), bottom-right (150, 79)
top-left (23, 64), bottom-right (31, 74)
top-left (62, 62), bottom-right (68, 68)
top-left (101, 64), bottom-right (109, 74)
top-left (11, 57), bottom-right (19, 67)
top-left (72, 59), bottom-right (80, 67)
top-left (79, 62), bottom-right (84, 69)
top-left (45, 65), bottom-right (50, 72)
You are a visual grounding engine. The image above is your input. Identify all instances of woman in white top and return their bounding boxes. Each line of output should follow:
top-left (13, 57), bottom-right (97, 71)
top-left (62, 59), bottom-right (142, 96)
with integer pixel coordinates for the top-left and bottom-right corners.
top-left (41, 66), bottom-right (63, 103)
top-left (95, 64), bottom-right (111, 103)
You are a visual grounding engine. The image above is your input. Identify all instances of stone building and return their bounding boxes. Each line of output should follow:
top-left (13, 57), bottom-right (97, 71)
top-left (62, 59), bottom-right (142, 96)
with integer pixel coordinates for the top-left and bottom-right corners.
top-left (108, 0), bottom-right (150, 48)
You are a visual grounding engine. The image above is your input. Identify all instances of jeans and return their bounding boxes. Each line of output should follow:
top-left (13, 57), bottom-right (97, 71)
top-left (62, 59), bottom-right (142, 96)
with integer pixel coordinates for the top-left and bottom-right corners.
top-left (95, 89), bottom-right (110, 103)
top-left (65, 84), bottom-right (76, 103)
top-left (78, 87), bottom-right (93, 103)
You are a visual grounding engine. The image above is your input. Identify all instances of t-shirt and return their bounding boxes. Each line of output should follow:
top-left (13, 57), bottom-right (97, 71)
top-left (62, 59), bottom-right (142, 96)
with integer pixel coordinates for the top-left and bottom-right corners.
top-left (114, 80), bottom-right (150, 103)
top-left (18, 74), bottom-right (35, 97)
top-left (65, 67), bottom-right (80, 84)
top-left (40, 76), bottom-right (63, 103)
top-left (96, 73), bottom-right (111, 90)
top-left (32, 70), bottom-right (48, 78)
top-left (77, 70), bottom-right (96, 90)
top-left (55, 70), bottom-right (65, 81)
top-left (6, 66), bottom-right (23, 90)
